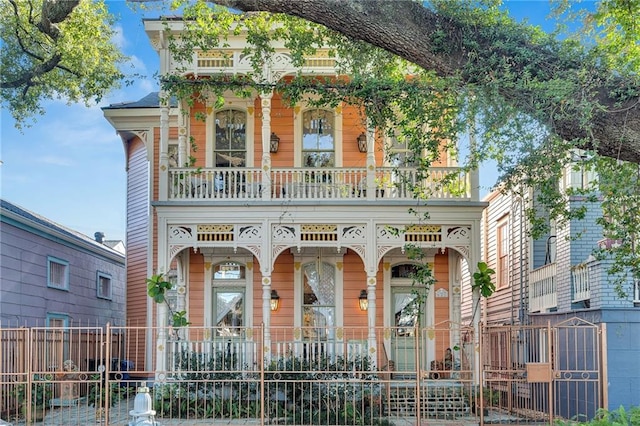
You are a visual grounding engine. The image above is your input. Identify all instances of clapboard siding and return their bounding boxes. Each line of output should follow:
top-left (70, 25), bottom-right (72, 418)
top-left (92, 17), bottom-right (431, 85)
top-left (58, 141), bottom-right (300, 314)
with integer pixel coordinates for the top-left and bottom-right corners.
top-left (0, 200), bottom-right (125, 328)
top-left (125, 137), bottom-right (149, 329)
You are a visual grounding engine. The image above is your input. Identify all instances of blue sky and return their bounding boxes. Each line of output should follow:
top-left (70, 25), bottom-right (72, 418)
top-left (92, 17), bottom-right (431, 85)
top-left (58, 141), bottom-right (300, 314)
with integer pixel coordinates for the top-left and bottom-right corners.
top-left (0, 1), bottom-right (587, 242)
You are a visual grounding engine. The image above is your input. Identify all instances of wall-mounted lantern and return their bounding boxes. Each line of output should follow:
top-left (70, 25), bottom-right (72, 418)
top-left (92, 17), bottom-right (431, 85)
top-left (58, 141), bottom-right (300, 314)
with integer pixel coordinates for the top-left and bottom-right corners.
top-left (359, 290), bottom-right (368, 311)
top-left (357, 132), bottom-right (368, 153)
top-left (270, 132), bottom-right (280, 153)
top-left (270, 290), bottom-right (280, 311)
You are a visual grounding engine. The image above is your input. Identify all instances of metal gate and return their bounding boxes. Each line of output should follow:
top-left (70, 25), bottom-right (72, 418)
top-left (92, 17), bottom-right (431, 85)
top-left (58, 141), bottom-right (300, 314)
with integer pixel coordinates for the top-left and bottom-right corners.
top-left (480, 318), bottom-right (606, 424)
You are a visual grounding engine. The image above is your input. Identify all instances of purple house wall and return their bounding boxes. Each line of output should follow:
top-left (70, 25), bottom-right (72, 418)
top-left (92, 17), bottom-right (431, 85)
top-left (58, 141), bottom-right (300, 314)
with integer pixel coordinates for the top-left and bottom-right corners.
top-left (0, 199), bottom-right (126, 327)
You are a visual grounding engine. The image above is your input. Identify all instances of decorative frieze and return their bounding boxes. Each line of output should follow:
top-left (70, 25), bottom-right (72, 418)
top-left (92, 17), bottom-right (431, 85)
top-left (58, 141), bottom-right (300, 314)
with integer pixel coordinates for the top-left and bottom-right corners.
top-left (166, 221), bottom-right (472, 270)
top-left (300, 224), bottom-right (338, 241)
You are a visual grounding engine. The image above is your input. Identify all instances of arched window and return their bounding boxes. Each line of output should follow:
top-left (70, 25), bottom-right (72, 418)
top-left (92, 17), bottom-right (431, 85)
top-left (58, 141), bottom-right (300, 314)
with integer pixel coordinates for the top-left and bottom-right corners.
top-left (215, 109), bottom-right (246, 167)
top-left (302, 109), bottom-right (334, 168)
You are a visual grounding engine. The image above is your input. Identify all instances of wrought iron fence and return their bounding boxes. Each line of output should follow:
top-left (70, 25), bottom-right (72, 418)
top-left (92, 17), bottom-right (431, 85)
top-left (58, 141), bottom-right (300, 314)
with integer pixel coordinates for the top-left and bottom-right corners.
top-left (0, 320), bottom-right (604, 425)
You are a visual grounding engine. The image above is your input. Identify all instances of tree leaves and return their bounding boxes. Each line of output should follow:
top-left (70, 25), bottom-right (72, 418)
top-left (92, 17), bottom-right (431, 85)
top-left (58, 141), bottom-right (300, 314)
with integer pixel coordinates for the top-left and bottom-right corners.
top-left (1, 0), bottom-right (128, 128)
top-left (146, 273), bottom-right (191, 327)
top-left (472, 262), bottom-right (496, 298)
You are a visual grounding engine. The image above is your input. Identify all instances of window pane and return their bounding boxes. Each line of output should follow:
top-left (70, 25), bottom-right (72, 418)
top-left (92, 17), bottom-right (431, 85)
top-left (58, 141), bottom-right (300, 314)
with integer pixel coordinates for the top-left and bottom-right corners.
top-left (48, 258), bottom-right (68, 289)
top-left (498, 222), bottom-right (509, 287)
top-left (303, 152), bottom-right (334, 168)
top-left (49, 318), bottom-right (64, 327)
top-left (97, 274), bottom-right (111, 299)
top-left (302, 306), bottom-right (334, 340)
top-left (394, 292), bottom-right (420, 336)
top-left (215, 151), bottom-right (246, 167)
top-left (392, 264), bottom-right (419, 279)
top-left (302, 261), bottom-right (335, 340)
top-left (388, 136), bottom-right (416, 167)
top-left (302, 109), bottom-right (334, 168)
top-left (51, 263), bottom-right (64, 285)
top-left (216, 291), bottom-right (244, 336)
top-left (215, 110), bottom-right (246, 167)
top-left (168, 144), bottom-right (179, 167)
top-left (214, 262), bottom-right (245, 279)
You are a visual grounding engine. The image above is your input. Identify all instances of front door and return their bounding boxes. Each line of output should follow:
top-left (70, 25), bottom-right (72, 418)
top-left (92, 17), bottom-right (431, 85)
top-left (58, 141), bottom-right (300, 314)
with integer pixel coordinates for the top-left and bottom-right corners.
top-left (391, 287), bottom-right (425, 375)
top-left (212, 288), bottom-right (245, 368)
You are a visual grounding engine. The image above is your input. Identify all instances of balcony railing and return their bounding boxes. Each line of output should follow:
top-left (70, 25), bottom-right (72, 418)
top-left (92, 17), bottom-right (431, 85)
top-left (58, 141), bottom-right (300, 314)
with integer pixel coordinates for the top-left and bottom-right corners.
top-left (571, 264), bottom-right (591, 303)
top-left (166, 166), bottom-right (472, 202)
top-left (529, 263), bottom-right (557, 313)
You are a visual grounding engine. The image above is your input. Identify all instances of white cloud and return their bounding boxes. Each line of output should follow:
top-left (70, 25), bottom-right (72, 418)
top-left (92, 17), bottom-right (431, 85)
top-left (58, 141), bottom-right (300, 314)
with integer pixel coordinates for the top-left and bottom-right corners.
top-left (36, 155), bottom-right (75, 167)
top-left (138, 77), bottom-right (158, 94)
top-left (126, 54), bottom-right (149, 75)
top-left (111, 24), bottom-right (127, 50)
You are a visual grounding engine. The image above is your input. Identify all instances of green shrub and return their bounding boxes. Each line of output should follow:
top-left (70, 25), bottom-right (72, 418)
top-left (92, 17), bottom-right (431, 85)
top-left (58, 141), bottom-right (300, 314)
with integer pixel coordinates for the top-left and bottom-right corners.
top-left (87, 374), bottom-right (134, 407)
top-left (263, 354), bottom-right (386, 425)
top-left (153, 348), bottom-right (257, 419)
top-left (153, 349), bottom-right (391, 424)
top-left (555, 405), bottom-right (640, 425)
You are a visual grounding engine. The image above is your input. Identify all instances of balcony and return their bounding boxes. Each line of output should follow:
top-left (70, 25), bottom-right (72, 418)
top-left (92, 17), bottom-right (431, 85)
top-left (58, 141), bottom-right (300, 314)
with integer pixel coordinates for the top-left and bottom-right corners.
top-left (165, 166), bottom-right (473, 202)
top-left (571, 263), bottom-right (591, 303)
top-left (529, 263), bottom-right (557, 313)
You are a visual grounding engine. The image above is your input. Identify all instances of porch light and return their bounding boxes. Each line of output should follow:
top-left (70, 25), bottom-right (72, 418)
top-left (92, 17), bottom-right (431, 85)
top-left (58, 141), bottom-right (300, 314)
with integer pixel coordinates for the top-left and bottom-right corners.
top-left (270, 132), bottom-right (280, 153)
top-left (270, 290), bottom-right (280, 311)
top-left (359, 290), bottom-right (368, 311)
top-left (357, 132), bottom-right (367, 153)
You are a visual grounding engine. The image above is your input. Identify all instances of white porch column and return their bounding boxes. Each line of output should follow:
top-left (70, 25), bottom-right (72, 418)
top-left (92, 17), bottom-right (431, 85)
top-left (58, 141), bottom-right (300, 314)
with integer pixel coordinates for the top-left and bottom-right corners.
top-left (155, 218), bottom-right (169, 374)
top-left (158, 92), bottom-right (170, 201)
top-left (260, 92), bottom-right (274, 201)
top-left (261, 276), bottom-right (273, 362)
top-left (157, 29), bottom-right (171, 202)
top-left (365, 125), bottom-right (376, 201)
top-left (366, 276), bottom-right (377, 366)
top-left (177, 100), bottom-right (188, 167)
top-left (174, 252), bottom-right (187, 340)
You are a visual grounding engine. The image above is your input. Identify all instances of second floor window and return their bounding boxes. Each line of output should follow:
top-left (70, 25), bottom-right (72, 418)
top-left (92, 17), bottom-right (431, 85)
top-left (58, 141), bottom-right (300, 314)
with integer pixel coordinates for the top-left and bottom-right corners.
top-left (388, 135), bottom-right (417, 168)
top-left (497, 220), bottom-right (509, 288)
top-left (215, 109), bottom-right (246, 167)
top-left (97, 272), bottom-right (112, 299)
top-left (302, 109), bottom-right (334, 168)
top-left (48, 256), bottom-right (69, 290)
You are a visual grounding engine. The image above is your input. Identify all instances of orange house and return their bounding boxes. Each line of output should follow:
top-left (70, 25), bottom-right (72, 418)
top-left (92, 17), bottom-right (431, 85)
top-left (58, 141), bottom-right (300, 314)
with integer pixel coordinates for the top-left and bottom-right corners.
top-left (103, 17), bottom-right (486, 378)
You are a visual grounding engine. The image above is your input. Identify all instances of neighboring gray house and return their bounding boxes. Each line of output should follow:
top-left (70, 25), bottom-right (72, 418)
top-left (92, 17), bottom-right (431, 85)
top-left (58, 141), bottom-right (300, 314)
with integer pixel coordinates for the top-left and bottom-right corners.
top-left (464, 158), bottom-right (640, 415)
top-left (0, 199), bottom-right (126, 327)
